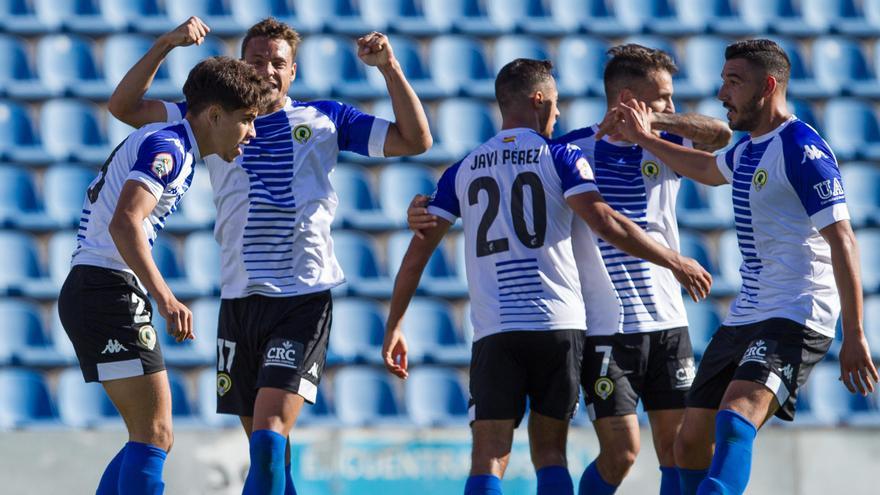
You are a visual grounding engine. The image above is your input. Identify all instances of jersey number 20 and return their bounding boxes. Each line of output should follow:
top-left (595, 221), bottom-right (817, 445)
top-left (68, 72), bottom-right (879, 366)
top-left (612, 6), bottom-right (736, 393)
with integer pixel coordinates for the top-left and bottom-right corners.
top-left (468, 172), bottom-right (547, 257)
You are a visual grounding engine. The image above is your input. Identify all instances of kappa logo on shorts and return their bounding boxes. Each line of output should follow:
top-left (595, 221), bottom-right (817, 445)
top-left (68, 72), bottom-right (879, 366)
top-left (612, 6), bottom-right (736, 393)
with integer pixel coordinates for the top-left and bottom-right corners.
top-left (264, 339), bottom-right (303, 370)
top-left (779, 364), bottom-right (794, 383)
top-left (101, 339), bottom-right (128, 354)
top-left (308, 362), bottom-right (319, 379)
top-left (137, 325), bottom-right (157, 351)
top-left (740, 339), bottom-right (774, 365)
top-left (594, 377), bottom-right (615, 400)
top-left (217, 372), bottom-right (232, 397)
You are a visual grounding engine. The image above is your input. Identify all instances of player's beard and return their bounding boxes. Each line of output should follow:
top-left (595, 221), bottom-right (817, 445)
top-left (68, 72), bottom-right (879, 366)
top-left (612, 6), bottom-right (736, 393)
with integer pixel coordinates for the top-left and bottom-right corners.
top-left (727, 92), bottom-right (763, 132)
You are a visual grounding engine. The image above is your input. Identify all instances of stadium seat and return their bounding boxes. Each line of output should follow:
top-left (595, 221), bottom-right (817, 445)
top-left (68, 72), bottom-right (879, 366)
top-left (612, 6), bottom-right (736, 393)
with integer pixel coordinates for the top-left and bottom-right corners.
top-left (765, 37), bottom-right (826, 99)
top-left (857, 229), bottom-right (880, 293)
top-left (378, 163), bottom-right (438, 226)
top-left (296, 383), bottom-right (335, 426)
top-left (681, 36), bottom-right (730, 97)
top-left (166, 37), bottom-right (227, 90)
top-left (400, 298), bottom-right (469, 364)
top-left (356, 0), bottom-right (437, 36)
top-left (788, 99), bottom-right (820, 133)
top-left (99, 0), bottom-right (175, 34)
top-left (106, 117), bottom-right (135, 148)
top-left (181, 232), bottom-right (221, 296)
top-left (166, 371), bottom-right (194, 419)
top-left (151, 236), bottom-right (200, 300)
top-left (0, 369), bottom-right (58, 429)
top-left (0, 300), bottom-right (58, 367)
top-left (296, 35), bottom-right (380, 99)
top-left (0, 165), bottom-right (53, 229)
top-left (683, 300), bottom-right (721, 359)
top-left (159, 298), bottom-right (216, 367)
top-left (841, 163), bottom-right (880, 227)
top-left (103, 34), bottom-right (178, 99)
top-left (679, 231), bottom-right (718, 278)
top-left (863, 296), bottom-right (880, 361)
top-left (555, 36), bottom-right (608, 97)
top-left (332, 230), bottom-right (393, 297)
top-left (737, 0), bottom-right (819, 36)
top-left (387, 230), bottom-right (467, 297)
top-left (677, 179), bottom-right (730, 230)
top-left (800, 362), bottom-right (880, 425)
top-left (615, 0), bottom-right (699, 36)
top-left (48, 231), bottom-right (76, 289)
top-left (363, 36), bottom-right (444, 100)
top-left (801, 0), bottom-right (875, 36)
top-left (43, 164), bottom-right (96, 228)
top-left (56, 367), bottom-right (121, 428)
top-left (561, 98), bottom-right (606, 136)
top-left (329, 297), bottom-right (386, 364)
top-left (823, 98), bottom-right (880, 161)
top-left (492, 35), bottom-right (550, 76)
top-left (0, 35), bottom-right (54, 101)
top-left (0, 0), bottom-right (52, 34)
top-left (166, 0), bottom-right (239, 36)
top-left (483, 0), bottom-right (564, 36)
top-left (812, 38), bottom-right (879, 98)
top-left (291, 0), bottom-right (368, 35)
top-left (405, 367), bottom-right (468, 426)
top-left (435, 98), bottom-right (497, 158)
top-left (48, 302), bottom-right (77, 364)
top-left (330, 163), bottom-right (394, 230)
top-left (40, 99), bottom-right (111, 163)
top-left (428, 35), bottom-right (494, 98)
top-left (866, 0), bottom-right (880, 35)
top-left (33, 0), bottom-right (115, 34)
top-left (547, 0), bottom-right (628, 36)
top-left (35, 34), bottom-right (111, 99)
top-left (164, 166), bottom-right (214, 232)
top-left (229, 0), bottom-right (298, 30)
top-left (332, 366), bottom-right (404, 426)
top-left (0, 232), bottom-right (54, 298)
top-left (195, 368), bottom-right (239, 428)
top-left (674, 0), bottom-right (752, 35)
top-left (717, 229), bottom-right (743, 290)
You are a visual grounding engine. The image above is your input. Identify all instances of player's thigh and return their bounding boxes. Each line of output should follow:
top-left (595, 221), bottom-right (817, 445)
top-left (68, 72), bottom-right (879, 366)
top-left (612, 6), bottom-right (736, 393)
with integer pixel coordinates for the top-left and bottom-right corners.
top-left (471, 419), bottom-right (517, 476)
top-left (527, 410), bottom-right (571, 469)
top-left (524, 330), bottom-right (584, 422)
top-left (593, 414), bottom-right (641, 460)
top-left (646, 408), bottom-right (684, 465)
top-left (642, 327), bottom-right (694, 413)
top-left (103, 371), bottom-right (173, 447)
top-left (581, 335), bottom-right (643, 423)
top-left (252, 387), bottom-right (306, 435)
top-left (718, 380), bottom-right (779, 427)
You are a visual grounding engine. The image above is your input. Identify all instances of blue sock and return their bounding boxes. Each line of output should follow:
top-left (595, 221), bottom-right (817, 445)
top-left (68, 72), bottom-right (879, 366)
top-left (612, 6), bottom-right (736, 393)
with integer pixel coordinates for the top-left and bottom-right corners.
top-left (464, 474), bottom-right (502, 495)
top-left (678, 468), bottom-right (709, 495)
top-left (117, 441), bottom-right (166, 495)
top-left (96, 445), bottom-right (127, 495)
top-left (284, 463), bottom-right (296, 495)
top-left (578, 460), bottom-right (617, 495)
top-left (536, 465), bottom-right (573, 495)
top-left (659, 466), bottom-right (680, 495)
top-left (697, 410), bottom-right (757, 495)
top-left (243, 430), bottom-right (287, 495)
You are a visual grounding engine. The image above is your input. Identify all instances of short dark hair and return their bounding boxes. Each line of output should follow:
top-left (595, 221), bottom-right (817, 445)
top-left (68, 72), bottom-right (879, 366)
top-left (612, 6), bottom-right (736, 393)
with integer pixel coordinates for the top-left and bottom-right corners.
top-left (183, 56), bottom-right (272, 115)
top-left (241, 17), bottom-right (302, 59)
top-left (495, 58), bottom-right (555, 110)
top-left (603, 44), bottom-right (678, 94)
top-left (724, 39), bottom-right (791, 87)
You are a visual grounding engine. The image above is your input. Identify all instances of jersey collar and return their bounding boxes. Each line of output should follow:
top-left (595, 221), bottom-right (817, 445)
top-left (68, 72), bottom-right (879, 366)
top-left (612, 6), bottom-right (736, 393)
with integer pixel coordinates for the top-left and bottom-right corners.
top-left (749, 115), bottom-right (798, 144)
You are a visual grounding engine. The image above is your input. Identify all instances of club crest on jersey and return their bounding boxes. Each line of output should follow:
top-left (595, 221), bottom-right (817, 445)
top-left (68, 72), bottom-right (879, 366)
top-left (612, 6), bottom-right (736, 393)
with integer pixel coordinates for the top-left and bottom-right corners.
top-left (217, 372), bottom-right (232, 397)
top-left (752, 168), bottom-right (768, 191)
top-left (594, 377), bottom-right (615, 400)
top-left (813, 178), bottom-right (844, 202)
top-left (137, 325), bottom-right (157, 351)
top-left (642, 161), bottom-right (660, 179)
top-left (293, 125), bottom-right (312, 144)
top-left (151, 153), bottom-right (174, 178)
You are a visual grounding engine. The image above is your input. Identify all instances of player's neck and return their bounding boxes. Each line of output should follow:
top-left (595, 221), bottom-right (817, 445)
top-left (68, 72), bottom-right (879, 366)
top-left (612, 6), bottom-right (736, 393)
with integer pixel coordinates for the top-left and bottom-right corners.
top-left (500, 116), bottom-right (541, 135)
top-left (187, 117), bottom-right (214, 158)
top-left (749, 101), bottom-right (792, 140)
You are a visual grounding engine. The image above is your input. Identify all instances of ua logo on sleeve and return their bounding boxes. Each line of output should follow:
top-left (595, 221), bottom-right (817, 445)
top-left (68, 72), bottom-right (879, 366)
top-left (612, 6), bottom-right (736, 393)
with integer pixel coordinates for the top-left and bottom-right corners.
top-left (812, 178), bottom-right (845, 201)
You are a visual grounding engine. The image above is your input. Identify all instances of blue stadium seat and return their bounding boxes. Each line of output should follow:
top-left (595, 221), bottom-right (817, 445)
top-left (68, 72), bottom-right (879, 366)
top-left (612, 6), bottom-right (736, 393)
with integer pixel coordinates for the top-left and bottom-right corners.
top-left (107, 117), bottom-right (135, 148)
top-left (36, 34), bottom-right (111, 99)
top-left (151, 236), bottom-right (199, 300)
top-left (296, 382), bottom-right (334, 426)
top-left (333, 366), bottom-right (404, 426)
top-left (229, 0), bottom-right (297, 30)
top-left (857, 229), bottom-right (880, 293)
top-left (166, 37), bottom-right (227, 90)
top-left (483, 0), bottom-right (564, 36)
top-left (800, 362), bottom-right (880, 425)
top-left (435, 98), bottom-right (497, 157)
top-left (767, 37), bottom-right (826, 99)
top-left (788, 99), bottom-right (820, 133)
top-left (0, 369), bottom-right (58, 428)
top-left (330, 163), bottom-right (394, 230)
top-left (863, 296), bottom-right (880, 361)
top-left (866, 0), bottom-right (880, 34)
top-left (296, 35), bottom-right (380, 99)
top-left (166, 0), bottom-right (239, 36)
top-left (164, 166), bottom-right (214, 232)
top-left (823, 98), bottom-right (880, 161)
top-left (428, 36), bottom-right (494, 98)
top-left (812, 38), bottom-right (879, 98)
top-left (292, 0), bottom-right (368, 35)
top-left (195, 368), bottom-right (239, 428)
top-left (43, 164), bottom-right (95, 228)
top-left (674, 0), bottom-right (753, 35)
top-left (0, 300), bottom-right (56, 367)
top-left (615, 0), bottom-right (699, 35)
top-left (378, 163), bottom-right (438, 226)
top-left (677, 179), bottom-right (730, 230)
top-left (99, 0), bottom-right (175, 34)
top-left (49, 302), bottom-right (77, 364)
top-left (560, 98), bottom-right (605, 136)
top-left (681, 36), bottom-right (729, 97)
top-left (413, 0), bottom-right (483, 34)
top-left (56, 367), bottom-right (121, 428)
top-left (40, 99), bottom-right (111, 163)
top-left (33, 0), bottom-right (115, 34)
top-left (555, 36), bottom-right (608, 97)
top-left (364, 36), bottom-right (444, 100)
top-left (103, 34), bottom-right (178, 99)
top-left (159, 298), bottom-right (216, 367)
top-left (370, 99), bottom-right (448, 162)
top-left (801, 0), bottom-right (875, 36)
top-left (738, 0), bottom-right (819, 36)
top-left (182, 232), bottom-right (221, 295)
top-left (717, 229), bottom-right (743, 290)
top-left (332, 230), bottom-right (393, 297)
top-left (0, 35), bottom-right (53, 100)
top-left (0, 0), bottom-right (52, 34)
top-left (387, 230), bottom-right (467, 298)
top-left (405, 367), bottom-right (468, 426)
top-left (329, 297), bottom-right (386, 364)
top-left (492, 35), bottom-right (550, 76)
top-left (841, 163), bottom-right (880, 227)
top-left (0, 232), bottom-right (54, 298)
top-left (401, 298), bottom-right (469, 364)
top-left (48, 231), bottom-right (77, 289)
top-left (357, 0), bottom-right (436, 36)
top-left (167, 371), bottom-right (194, 419)
top-left (679, 231), bottom-right (718, 278)
top-left (548, 0), bottom-right (628, 36)
top-left (0, 165), bottom-right (52, 229)
top-left (683, 300), bottom-right (720, 359)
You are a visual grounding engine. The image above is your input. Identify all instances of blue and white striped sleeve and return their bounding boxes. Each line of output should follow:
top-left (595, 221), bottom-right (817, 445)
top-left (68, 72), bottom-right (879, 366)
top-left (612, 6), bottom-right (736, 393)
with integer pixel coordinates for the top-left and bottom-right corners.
top-left (161, 101), bottom-right (187, 123)
top-left (312, 101), bottom-right (391, 157)
top-left (127, 131), bottom-right (186, 199)
top-left (549, 143), bottom-right (599, 198)
top-left (426, 161), bottom-right (462, 223)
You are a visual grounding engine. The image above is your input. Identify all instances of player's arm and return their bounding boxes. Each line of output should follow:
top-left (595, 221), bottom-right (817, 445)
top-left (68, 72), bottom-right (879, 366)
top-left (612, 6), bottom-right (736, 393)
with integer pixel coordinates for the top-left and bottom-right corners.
top-left (383, 221), bottom-right (452, 379)
top-left (356, 32), bottom-right (432, 157)
top-left (608, 100), bottom-right (729, 186)
top-left (651, 112), bottom-right (733, 152)
top-left (820, 220), bottom-right (879, 395)
top-left (567, 190), bottom-right (712, 302)
top-left (107, 17), bottom-right (210, 127)
top-left (109, 182), bottom-right (193, 342)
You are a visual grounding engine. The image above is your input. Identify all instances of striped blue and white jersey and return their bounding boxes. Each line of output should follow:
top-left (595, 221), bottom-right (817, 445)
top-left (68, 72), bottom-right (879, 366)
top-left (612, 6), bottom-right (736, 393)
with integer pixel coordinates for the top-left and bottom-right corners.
top-left (72, 119), bottom-right (199, 273)
top-left (427, 128), bottom-right (599, 341)
top-left (714, 117), bottom-right (848, 338)
top-left (165, 97), bottom-right (390, 298)
top-left (555, 126), bottom-right (691, 336)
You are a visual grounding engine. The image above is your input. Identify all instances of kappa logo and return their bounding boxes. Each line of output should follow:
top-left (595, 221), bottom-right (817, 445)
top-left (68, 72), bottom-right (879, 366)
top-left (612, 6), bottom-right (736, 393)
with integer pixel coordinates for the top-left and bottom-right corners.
top-left (740, 339), bottom-right (769, 365)
top-left (101, 339), bottom-right (128, 354)
top-left (813, 178), bottom-right (845, 202)
top-left (779, 364), bottom-right (794, 383)
top-left (802, 144), bottom-right (829, 163)
top-left (308, 362), bottom-right (319, 379)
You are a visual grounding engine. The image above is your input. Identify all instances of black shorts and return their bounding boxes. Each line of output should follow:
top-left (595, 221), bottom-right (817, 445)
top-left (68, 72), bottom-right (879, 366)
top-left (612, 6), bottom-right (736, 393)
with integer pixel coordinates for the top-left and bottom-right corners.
top-left (581, 327), bottom-right (695, 421)
top-left (686, 318), bottom-right (832, 421)
top-left (216, 291), bottom-right (332, 416)
top-left (469, 329), bottom-right (585, 427)
top-left (58, 265), bottom-right (164, 383)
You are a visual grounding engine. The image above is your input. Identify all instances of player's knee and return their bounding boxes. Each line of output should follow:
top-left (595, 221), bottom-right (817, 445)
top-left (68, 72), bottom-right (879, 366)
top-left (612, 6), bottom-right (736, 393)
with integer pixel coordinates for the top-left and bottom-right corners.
top-left (599, 444), bottom-right (638, 482)
top-left (147, 420), bottom-right (174, 452)
top-left (530, 444), bottom-right (567, 469)
top-left (674, 427), bottom-right (708, 467)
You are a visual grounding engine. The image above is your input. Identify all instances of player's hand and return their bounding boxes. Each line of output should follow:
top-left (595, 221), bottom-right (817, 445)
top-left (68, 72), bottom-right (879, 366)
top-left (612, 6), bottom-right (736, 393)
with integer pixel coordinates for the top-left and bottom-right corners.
top-left (160, 17), bottom-right (210, 48)
top-left (157, 296), bottom-right (193, 343)
top-left (614, 99), bottom-right (655, 144)
top-left (595, 107), bottom-right (623, 142)
top-left (838, 334), bottom-right (879, 396)
top-left (357, 32), bottom-right (395, 68)
top-left (407, 194), bottom-right (436, 239)
top-left (671, 254), bottom-right (712, 302)
top-left (382, 327), bottom-right (409, 379)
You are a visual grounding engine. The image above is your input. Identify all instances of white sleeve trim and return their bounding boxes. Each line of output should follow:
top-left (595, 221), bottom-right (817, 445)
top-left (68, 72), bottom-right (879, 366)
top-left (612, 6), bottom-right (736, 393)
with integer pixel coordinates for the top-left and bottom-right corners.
top-left (811, 203), bottom-right (850, 230)
top-left (426, 205), bottom-right (458, 224)
top-left (714, 152), bottom-right (733, 184)
top-left (126, 173), bottom-right (164, 200)
top-left (162, 101), bottom-right (182, 123)
top-left (368, 118), bottom-right (391, 157)
top-left (563, 182), bottom-right (599, 198)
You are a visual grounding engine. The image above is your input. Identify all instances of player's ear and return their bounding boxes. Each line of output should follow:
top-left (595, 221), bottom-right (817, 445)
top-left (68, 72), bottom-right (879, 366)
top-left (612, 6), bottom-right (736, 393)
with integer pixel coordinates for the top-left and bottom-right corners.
top-left (533, 90), bottom-right (545, 109)
top-left (618, 88), bottom-right (634, 104)
top-left (290, 62), bottom-right (297, 82)
top-left (762, 74), bottom-right (778, 98)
